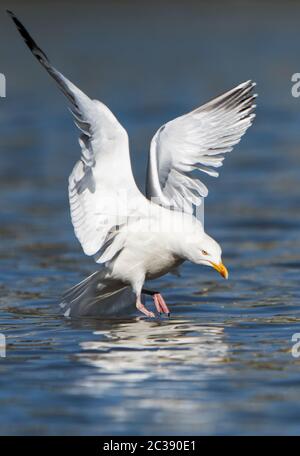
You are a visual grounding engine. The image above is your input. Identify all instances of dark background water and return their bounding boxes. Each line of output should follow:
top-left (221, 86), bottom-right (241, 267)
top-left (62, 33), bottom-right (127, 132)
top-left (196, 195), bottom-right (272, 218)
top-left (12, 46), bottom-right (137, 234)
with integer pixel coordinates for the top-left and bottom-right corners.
top-left (0, 0), bottom-right (300, 435)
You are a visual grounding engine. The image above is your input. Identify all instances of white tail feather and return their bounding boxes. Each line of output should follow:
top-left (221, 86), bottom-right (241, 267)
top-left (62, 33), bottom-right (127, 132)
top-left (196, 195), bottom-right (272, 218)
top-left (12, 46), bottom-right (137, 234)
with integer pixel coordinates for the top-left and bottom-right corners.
top-left (60, 270), bottom-right (136, 317)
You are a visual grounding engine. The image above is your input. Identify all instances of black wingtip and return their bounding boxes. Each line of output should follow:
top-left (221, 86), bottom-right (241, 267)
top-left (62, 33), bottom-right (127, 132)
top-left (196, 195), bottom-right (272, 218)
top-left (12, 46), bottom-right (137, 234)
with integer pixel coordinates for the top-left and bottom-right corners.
top-left (7, 10), bottom-right (50, 64)
top-left (7, 10), bottom-right (23, 31)
top-left (6, 10), bottom-right (18, 25)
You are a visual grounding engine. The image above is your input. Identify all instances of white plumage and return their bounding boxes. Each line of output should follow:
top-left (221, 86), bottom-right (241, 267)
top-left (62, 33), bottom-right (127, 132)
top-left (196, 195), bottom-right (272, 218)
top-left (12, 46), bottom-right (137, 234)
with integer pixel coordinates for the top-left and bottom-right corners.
top-left (147, 82), bottom-right (256, 213)
top-left (9, 11), bottom-right (256, 318)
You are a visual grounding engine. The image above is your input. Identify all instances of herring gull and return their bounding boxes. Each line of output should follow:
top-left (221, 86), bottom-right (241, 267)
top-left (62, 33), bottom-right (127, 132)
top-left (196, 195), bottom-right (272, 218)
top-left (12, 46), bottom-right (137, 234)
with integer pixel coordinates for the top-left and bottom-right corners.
top-left (8, 11), bottom-right (256, 318)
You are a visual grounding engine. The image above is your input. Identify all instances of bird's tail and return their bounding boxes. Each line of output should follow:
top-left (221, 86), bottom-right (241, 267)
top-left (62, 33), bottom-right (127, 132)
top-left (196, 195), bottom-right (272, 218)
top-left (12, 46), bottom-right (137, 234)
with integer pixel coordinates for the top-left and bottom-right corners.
top-left (60, 270), bottom-right (136, 318)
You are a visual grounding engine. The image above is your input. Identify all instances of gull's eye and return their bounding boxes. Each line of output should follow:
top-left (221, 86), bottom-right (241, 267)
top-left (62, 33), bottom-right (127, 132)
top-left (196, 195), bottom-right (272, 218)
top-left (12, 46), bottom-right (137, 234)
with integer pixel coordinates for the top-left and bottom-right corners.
top-left (201, 250), bottom-right (208, 256)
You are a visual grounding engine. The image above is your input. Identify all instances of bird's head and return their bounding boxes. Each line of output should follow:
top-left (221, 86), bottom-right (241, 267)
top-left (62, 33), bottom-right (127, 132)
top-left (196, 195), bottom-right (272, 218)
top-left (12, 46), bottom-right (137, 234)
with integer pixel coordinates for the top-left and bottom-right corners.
top-left (185, 231), bottom-right (228, 279)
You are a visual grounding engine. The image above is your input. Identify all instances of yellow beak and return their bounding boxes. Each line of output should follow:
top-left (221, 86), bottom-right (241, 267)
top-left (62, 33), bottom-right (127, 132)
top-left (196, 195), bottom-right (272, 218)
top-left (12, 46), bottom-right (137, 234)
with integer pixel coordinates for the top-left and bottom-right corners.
top-left (210, 261), bottom-right (229, 279)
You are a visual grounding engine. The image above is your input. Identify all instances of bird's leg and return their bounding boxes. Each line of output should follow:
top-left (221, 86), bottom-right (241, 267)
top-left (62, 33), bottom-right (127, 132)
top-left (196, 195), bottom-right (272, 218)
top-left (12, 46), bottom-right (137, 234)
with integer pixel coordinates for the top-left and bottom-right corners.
top-left (136, 295), bottom-right (155, 318)
top-left (142, 288), bottom-right (170, 316)
top-left (154, 293), bottom-right (170, 316)
top-left (133, 278), bottom-right (155, 318)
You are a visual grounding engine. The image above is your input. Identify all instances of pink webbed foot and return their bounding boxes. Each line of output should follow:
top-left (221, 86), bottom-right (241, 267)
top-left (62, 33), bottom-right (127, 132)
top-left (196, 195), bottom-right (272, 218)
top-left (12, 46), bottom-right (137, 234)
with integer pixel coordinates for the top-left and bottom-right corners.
top-left (153, 293), bottom-right (170, 316)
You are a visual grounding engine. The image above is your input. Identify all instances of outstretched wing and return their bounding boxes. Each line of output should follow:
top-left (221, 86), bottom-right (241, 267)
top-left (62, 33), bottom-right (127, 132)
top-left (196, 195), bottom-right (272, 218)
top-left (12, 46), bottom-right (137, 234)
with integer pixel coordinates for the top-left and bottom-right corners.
top-left (8, 11), bottom-right (145, 263)
top-left (146, 80), bottom-right (256, 215)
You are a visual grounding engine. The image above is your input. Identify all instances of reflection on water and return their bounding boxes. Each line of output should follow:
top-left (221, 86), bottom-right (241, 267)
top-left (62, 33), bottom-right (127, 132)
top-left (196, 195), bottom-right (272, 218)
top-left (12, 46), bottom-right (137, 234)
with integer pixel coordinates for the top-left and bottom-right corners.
top-left (75, 320), bottom-right (227, 384)
top-left (1, 0), bottom-right (300, 436)
top-left (70, 320), bottom-right (229, 435)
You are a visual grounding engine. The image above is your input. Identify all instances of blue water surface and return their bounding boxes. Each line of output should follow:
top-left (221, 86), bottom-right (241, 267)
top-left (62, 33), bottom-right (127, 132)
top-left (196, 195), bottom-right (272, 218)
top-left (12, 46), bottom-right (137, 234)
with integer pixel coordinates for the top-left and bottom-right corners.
top-left (0, 0), bottom-right (300, 435)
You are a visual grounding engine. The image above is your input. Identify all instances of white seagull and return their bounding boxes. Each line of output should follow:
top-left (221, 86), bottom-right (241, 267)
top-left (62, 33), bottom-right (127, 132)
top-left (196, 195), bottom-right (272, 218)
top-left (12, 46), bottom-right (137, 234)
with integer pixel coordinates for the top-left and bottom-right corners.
top-left (8, 11), bottom-right (256, 318)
